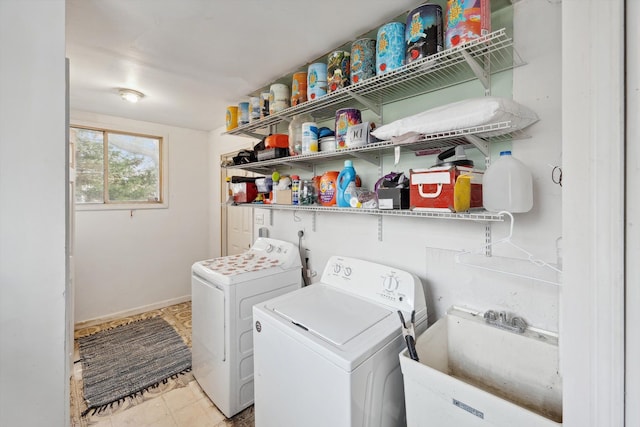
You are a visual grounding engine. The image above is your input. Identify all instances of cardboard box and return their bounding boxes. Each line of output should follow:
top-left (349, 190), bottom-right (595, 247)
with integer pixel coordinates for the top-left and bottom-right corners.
top-left (377, 188), bottom-right (410, 210)
top-left (273, 189), bottom-right (292, 205)
top-left (410, 166), bottom-right (483, 212)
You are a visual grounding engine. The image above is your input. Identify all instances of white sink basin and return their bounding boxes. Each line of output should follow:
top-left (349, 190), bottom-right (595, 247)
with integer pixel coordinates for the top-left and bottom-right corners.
top-left (400, 307), bottom-right (562, 426)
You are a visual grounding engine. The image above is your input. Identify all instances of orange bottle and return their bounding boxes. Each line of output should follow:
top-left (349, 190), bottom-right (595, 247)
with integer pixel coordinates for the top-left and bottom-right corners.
top-left (319, 171), bottom-right (339, 206)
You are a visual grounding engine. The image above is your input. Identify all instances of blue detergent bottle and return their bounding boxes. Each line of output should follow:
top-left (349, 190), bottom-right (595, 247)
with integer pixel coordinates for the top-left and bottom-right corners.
top-left (336, 160), bottom-right (356, 207)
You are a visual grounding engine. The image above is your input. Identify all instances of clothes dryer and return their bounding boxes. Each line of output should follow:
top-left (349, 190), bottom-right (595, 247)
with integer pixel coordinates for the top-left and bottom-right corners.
top-left (192, 238), bottom-right (301, 418)
top-left (252, 256), bottom-right (427, 427)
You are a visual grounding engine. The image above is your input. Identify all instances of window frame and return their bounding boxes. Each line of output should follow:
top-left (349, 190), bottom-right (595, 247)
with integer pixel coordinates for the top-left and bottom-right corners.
top-left (71, 123), bottom-right (169, 211)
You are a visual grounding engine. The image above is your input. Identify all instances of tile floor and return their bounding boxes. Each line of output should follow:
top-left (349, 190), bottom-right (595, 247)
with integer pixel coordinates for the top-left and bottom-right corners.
top-left (70, 302), bottom-right (254, 427)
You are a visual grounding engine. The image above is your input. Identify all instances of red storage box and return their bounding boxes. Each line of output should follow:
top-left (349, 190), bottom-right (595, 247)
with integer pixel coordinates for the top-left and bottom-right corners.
top-left (231, 176), bottom-right (258, 203)
top-left (410, 166), bottom-right (483, 212)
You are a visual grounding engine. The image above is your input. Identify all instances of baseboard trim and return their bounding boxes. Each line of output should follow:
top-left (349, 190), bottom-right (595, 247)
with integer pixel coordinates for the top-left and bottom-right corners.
top-left (74, 295), bottom-right (191, 330)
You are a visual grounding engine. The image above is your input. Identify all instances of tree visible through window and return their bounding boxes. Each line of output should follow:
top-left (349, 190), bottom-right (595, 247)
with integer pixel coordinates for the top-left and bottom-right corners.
top-left (72, 126), bottom-right (163, 204)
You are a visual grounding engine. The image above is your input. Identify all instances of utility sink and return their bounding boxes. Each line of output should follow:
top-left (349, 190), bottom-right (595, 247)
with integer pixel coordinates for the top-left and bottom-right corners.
top-left (400, 307), bottom-right (562, 426)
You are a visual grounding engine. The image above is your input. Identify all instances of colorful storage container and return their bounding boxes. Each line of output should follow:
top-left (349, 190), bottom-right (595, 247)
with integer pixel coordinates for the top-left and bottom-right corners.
top-left (327, 51), bottom-right (350, 93)
top-left (445, 0), bottom-right (491, 49)
top-left (350, 38), bottom-right (376, 84)
top-left (376, 22), bottom-right (406, 75)
top-left (307, 63), bottom-right (328, 101)
top-left (405, 3), bottom-right (443, 64)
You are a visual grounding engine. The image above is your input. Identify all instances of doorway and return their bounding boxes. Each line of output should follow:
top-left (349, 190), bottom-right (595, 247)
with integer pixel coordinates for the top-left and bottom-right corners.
top-left (220, 151), bottom-right (254, 256)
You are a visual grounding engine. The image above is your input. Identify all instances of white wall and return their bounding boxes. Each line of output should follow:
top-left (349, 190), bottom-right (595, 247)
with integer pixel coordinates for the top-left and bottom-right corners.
top-left (72, 111), bottom-right (210, 323)
top-left (209, 1), bottom-right (562, 332)
top-left (0, 1), bottom-right (68, 426)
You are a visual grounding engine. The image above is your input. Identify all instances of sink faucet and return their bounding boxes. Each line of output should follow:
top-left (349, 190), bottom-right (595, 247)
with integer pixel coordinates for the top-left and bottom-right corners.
top-left (483, 310), bottom-right (527, 334)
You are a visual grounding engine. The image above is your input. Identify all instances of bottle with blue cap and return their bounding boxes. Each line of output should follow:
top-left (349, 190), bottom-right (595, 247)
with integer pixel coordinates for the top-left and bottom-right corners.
top-left (482, 150), bottom-right (533, 213)
top-left (336, 160), bottom-right (357, 207)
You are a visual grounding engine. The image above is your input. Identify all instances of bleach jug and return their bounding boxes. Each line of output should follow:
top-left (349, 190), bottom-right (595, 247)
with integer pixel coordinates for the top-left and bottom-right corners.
top-left (482, 151), bottom-right (533, 213)
top-left (336, 160), bottom-right (356, 207)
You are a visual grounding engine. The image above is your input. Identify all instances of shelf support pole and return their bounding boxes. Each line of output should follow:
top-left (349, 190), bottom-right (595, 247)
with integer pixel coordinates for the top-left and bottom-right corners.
top-left (269, 209), bottom-right (273, 226)
top-left (484, 222), bottom-right (492, 257)
top-left (312, 211), bottom-right (316, 232)
top-left (378, 216), bottom-right (383, 241)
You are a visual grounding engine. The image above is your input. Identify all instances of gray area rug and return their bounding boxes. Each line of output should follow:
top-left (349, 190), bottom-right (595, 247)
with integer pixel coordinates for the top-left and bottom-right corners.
top-left (78, 316), bottom-right (192, 416)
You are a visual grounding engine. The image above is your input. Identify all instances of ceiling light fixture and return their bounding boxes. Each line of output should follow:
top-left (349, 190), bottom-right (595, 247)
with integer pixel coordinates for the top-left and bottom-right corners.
top-left (119, 88), bottom-right (145, 103)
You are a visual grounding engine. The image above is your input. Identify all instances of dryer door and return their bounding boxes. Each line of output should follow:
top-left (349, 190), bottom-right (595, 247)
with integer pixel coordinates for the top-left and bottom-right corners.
top-left (192, 274), bottom-right (226, 362)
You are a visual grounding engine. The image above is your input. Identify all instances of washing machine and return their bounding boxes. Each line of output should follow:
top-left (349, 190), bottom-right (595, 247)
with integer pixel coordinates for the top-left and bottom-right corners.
top-left (191, 237), bottom-right (302, 418)
top-left (252, 255), bottom-right (428, 427)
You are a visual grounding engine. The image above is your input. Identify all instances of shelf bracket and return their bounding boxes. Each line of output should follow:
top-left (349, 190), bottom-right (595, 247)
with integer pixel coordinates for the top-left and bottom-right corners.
top-left (378, 216), bottom-right (383, 241)
top-left (237, 130), bottom-right (266, 140)
top-left (343, 89), bottom-right (382, 119)
top-left (279, 161), bottom-right (314, 172)
top-left (464, 134), bottom-right (490, 157)
top-left (249, 166), bottom-right (276, 174)
top-left (460, 49), bottom-right (490, 90)
top-left (269, 209), bottom-right (274, 226)
top-left (349, 151), bottom-right (379, 165)
top-left (273, 114), bottom-right (293, 123)
top-left (312, 211), bottom-right (316, 232)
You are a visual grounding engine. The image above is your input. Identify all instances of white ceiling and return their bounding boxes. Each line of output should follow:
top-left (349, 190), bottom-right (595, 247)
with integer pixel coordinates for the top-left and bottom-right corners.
top-left (66, 0), bottom-right (421, 131)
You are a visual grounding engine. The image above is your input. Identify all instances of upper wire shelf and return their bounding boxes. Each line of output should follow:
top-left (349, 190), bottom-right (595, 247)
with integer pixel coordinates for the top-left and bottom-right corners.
top-left (224, 28), bottom-right (523, 138)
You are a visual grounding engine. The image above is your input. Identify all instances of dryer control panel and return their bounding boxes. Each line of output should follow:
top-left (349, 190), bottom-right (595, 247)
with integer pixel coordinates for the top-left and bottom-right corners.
top-left (322, 256), bottom-right (426, 315)
top-left (249, 237), bottom-right (300, 270)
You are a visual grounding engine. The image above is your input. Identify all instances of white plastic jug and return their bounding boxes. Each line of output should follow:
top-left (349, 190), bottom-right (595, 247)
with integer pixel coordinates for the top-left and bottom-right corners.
top-left (288, 114), bottom-right (312, 155)
top-left (482, 151), bottom-right (533, 213)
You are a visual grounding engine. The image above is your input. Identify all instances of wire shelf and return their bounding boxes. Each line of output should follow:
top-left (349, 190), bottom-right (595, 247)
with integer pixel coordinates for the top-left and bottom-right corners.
top-left (222, 121), bottom-right (529, 173)
top-left (227, 203), bottom-right (505, 222)
top-left (224, 28), bottom-right (523, 137)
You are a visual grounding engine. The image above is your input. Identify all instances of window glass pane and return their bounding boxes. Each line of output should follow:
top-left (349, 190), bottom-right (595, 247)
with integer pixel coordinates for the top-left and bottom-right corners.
top-left (73, 127), bottom-right (104, 203)
top-left (107, 133), bottom-right (160, 202)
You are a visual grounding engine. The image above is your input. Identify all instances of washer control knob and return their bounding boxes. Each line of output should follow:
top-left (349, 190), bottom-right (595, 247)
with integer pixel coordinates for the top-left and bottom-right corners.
top-left (383, 275), bottom-right (399, 292)
top-left (344, 267), bottom-right (352, 277)
top-left (333, 264), bottom-right (341, 273)
top-left (266, 244), bottom-right (274, 253)
top-left (276, 246), bottom-right (282, 253)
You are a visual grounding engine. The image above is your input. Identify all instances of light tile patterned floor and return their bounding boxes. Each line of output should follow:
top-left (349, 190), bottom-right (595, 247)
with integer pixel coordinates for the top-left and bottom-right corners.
top-left (70, 301), bottom-right (254, 427)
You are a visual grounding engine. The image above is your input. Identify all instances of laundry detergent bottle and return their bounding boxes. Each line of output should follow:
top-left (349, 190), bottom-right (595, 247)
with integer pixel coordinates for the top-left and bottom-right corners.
top-left (336, 160), bottom-right (356, 207)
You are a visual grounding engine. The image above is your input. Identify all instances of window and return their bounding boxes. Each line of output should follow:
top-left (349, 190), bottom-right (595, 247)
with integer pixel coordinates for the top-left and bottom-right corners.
top-left (71, 126), bottom-right (164, 207)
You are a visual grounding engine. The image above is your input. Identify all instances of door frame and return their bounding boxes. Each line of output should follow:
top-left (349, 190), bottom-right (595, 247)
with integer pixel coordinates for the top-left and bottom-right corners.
top-left (220, 162), bottom-right (229, 257)
top-left (561, 1), bottom-right (626, 425)
top-left (625, 0), bottom-right (639, 424)
top-left (219, 151), bottom-right (254, 257)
